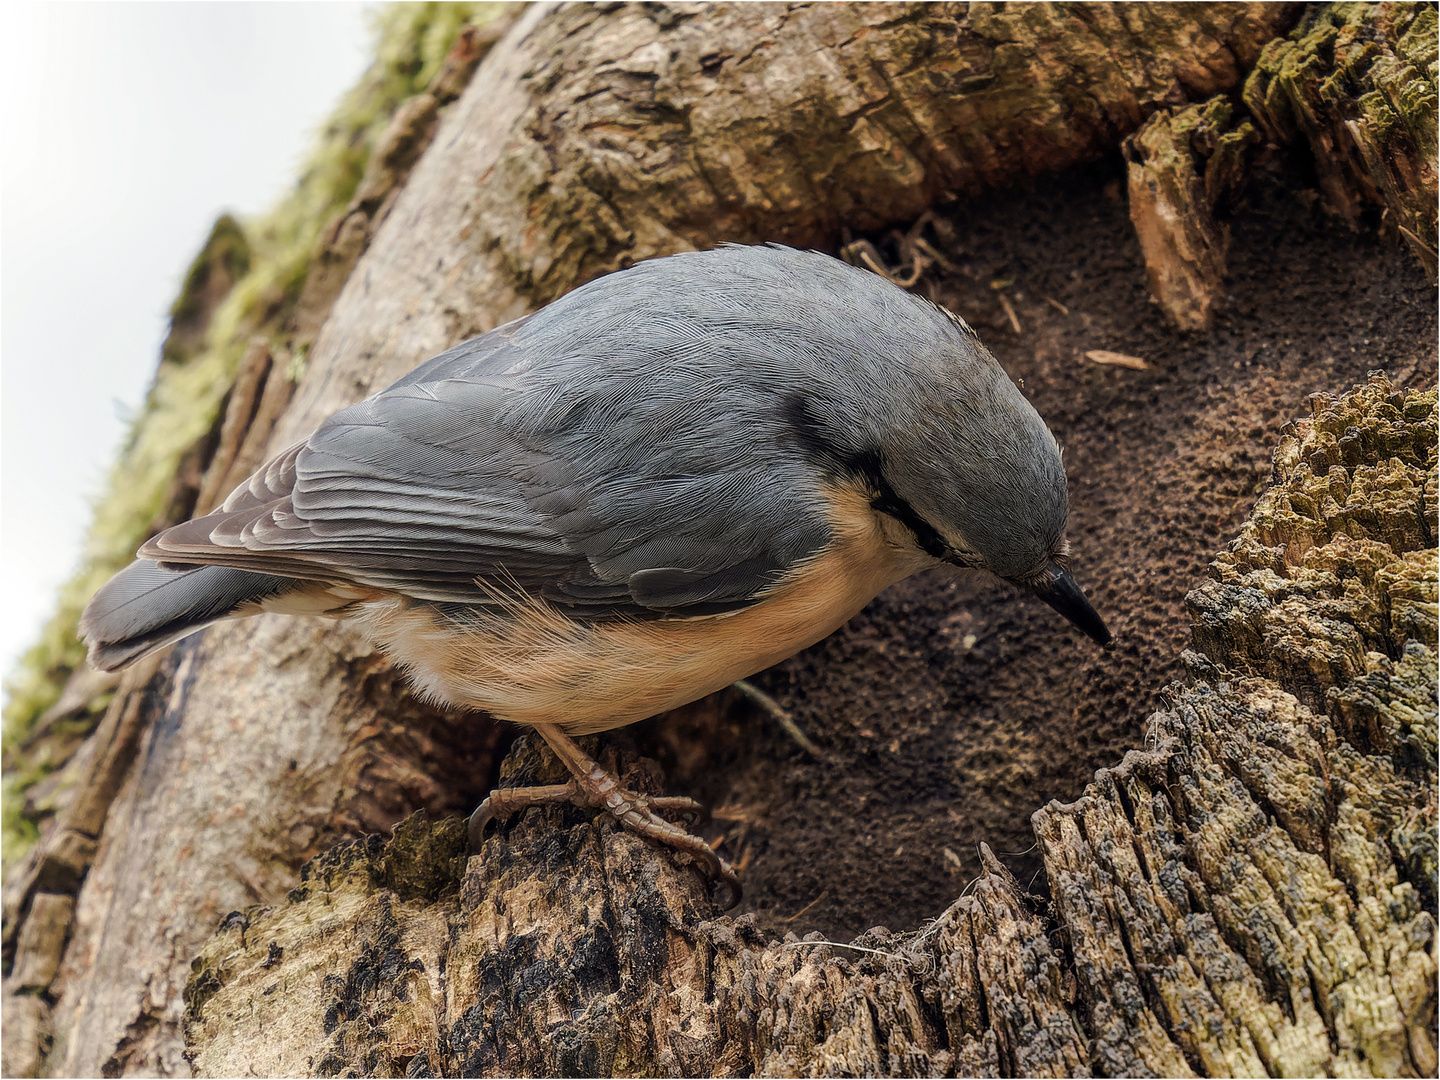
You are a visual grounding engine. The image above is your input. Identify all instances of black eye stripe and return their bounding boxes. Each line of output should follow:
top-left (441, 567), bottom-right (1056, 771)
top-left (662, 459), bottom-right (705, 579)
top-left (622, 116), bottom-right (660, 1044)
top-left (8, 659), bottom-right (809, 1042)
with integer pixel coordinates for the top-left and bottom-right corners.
top-left (858, 457), bottom-right (951, 560)
top-left (782, 394), bottom-right (951, 560)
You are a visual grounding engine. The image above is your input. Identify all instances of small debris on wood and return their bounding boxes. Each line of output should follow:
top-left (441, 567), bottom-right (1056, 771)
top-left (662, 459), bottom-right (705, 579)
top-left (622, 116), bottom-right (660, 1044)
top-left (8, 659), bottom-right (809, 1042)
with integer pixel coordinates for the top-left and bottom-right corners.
top-left (997, 292), bottom-right (1023, 334)
top-left (780, 890), bottom-right (829, 923)
top-left (709, 801), bottom-right (752, 823)
top-left (841, 211), bottom-right (957, 288)
top-left (1085, 349), bottom-right (1149, 370)
top-left (1397, 223), bottom-right (1438, 263)
top-left (780, 937), bottom-right (918, 968)
top-left (732, 678), bottom-right (822, 757)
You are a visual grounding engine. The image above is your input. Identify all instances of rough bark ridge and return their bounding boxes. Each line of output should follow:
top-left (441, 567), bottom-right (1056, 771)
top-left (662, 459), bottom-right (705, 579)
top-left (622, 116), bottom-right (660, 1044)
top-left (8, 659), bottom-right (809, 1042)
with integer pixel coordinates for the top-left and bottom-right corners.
top-left (450, 0), bottom-right (1297, 309)
top-left (1125, 2), bottom-right (1437, 329)
top-left (1244, 2), bottom-right (1438, 274)
top-left (183, 375), bottom-right (1438, 1078)
top-left (277, 0), bottom-right (1297, 446)
top-left (1, 3), bottom-right (1427, 1077)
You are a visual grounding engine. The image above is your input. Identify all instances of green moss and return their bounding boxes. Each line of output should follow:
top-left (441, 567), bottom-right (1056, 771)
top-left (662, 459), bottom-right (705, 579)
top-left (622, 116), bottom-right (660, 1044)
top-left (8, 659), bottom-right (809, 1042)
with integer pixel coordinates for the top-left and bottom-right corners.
top-left (1245, 2), bottom-right (1436, 140)
top-left (377, 810), bottom-right (469, 901)
top-left (1, 2), bottom-right (507, 871)
top-left (1396, 3), bottom-right (1438, 79)
top-left (164, 214), bottom-right (253, 365)
top-left (1241, 1), bottom-right (1437, 274)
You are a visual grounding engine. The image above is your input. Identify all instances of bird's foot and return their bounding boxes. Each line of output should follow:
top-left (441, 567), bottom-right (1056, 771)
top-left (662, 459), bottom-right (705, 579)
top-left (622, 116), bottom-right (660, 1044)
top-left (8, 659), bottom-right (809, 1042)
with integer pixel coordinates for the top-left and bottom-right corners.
top-left (466, 781), bottom-right (703, 847)
top-left (468, 723), bottom-right (742, 908)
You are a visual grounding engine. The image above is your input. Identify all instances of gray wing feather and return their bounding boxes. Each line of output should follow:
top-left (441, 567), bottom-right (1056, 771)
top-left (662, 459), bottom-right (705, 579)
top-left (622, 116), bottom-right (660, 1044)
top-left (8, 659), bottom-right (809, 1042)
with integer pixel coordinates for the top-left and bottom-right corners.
top-left (80, 561), bottom-right (290, 671)
top-left (144, 284), bottom-right (837, 617)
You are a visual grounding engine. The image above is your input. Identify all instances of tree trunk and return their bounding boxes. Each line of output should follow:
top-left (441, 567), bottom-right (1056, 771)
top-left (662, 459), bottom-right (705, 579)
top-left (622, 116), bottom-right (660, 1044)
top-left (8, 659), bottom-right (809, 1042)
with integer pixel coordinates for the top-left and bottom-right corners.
top-left (178, 375), bottom-right (1436, 1080)
top-left (4, 3), bottom-right (1435, 1077)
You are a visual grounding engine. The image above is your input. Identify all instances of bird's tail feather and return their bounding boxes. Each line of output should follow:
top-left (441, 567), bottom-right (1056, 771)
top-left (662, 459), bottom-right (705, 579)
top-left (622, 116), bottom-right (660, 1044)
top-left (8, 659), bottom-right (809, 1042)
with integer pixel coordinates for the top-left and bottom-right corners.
top-left (80, 561), bottom-right (291, 672)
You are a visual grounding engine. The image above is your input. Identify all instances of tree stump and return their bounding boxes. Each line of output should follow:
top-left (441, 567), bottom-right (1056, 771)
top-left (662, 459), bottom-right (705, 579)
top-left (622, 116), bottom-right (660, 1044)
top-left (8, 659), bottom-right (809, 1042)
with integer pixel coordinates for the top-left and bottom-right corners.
top-left (176, 375), bottom-right (1437, 1078)
top-left (3, 3), bottom-right (1435, 1076)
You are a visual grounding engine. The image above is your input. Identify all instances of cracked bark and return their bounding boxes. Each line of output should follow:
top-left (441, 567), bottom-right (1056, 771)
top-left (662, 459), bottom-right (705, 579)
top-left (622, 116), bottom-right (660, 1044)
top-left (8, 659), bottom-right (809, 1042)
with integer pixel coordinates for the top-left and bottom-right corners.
top-left (4, 3), bottom-right (1434, 1077)
top-left (1128, 2), bottom-right (1439, 329)
top-left (181, 377), bottom-right (1437, 1079)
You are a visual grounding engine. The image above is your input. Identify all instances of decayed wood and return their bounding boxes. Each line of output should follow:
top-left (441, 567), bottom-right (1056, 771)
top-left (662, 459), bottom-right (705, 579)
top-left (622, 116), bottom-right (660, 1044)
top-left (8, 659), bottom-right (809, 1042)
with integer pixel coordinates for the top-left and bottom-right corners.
top-left (11, 3), bottom-right (1428, 1076)
top-left (1244, 2), bottom-right (1439, 274)
top-left (1123, 97), bottom-right (1258, 330)
top-left (182, 376), bottom-right (1437, 1077)
top-left (1126, 2), bottom-right (1436, 329)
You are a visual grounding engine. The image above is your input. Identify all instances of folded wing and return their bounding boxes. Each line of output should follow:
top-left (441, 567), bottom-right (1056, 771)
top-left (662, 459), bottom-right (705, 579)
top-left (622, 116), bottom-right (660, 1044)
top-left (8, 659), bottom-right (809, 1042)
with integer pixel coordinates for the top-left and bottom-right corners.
top-left (143, 328), bottom-right (831, 619)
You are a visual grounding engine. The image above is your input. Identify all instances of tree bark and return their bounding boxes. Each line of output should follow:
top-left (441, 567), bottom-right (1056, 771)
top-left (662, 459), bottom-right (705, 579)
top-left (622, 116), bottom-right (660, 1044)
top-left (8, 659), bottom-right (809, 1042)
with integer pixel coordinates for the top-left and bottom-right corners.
top-left (1244, 2), bottom-right (1439, 275)
top-left (181, 375), bottom-right (1437, 1078)
top-left (4, 3), bottom-right (1434, 1077)
top-left (1126, 2), bottom-right (1439, 328)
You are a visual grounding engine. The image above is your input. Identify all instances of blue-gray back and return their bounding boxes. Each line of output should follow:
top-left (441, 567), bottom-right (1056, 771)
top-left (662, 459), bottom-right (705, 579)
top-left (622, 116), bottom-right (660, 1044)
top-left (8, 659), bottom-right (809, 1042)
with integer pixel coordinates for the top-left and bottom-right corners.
top-left (165, 245), bottom-right (1064, 615)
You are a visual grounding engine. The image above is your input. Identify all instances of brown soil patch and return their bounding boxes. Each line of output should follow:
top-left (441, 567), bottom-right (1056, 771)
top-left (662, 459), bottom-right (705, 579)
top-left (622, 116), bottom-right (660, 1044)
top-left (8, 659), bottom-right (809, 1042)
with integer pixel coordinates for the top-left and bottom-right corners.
top-left (599, 159), bottom-right (1439, 940)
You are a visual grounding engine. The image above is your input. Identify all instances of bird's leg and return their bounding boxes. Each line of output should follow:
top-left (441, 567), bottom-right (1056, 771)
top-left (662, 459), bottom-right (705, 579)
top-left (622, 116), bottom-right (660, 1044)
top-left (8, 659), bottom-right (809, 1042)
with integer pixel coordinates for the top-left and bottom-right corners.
top-left (533, 722), bottom-right (743, 906)
top-left (468, 722), bottom-right (741, 907)
top-left (467, 777), bottom-right (708, 848)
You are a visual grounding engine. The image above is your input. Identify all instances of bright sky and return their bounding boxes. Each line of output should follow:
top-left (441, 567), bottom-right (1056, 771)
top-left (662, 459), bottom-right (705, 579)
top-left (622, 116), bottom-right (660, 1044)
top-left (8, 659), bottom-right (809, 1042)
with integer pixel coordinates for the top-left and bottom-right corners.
top-left (1, 1), bottom-right (374, 686)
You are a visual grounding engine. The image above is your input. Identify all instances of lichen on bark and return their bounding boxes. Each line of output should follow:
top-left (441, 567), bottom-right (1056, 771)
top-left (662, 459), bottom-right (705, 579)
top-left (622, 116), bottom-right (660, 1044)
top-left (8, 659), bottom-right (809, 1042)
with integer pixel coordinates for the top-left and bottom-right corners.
top-left (1124, 1), bottom-right (1437, 330)
top-left (1244, 1), bottom-right (1439, 272)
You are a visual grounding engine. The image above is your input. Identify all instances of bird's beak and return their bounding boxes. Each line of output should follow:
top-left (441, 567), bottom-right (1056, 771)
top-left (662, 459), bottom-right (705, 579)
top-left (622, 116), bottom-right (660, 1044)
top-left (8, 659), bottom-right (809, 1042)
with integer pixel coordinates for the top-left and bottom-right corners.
top-left (1030, 562), bottom-right (1111, 646)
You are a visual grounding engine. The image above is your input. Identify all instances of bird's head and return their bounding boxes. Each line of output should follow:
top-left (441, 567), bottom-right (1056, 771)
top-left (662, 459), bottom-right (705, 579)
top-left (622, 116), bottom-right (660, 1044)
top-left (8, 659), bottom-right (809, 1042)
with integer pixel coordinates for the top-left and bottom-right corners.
top-left (795, 298), bottom-right (1111, 647)
top-left (879, 366), bottom-right (1111, 647)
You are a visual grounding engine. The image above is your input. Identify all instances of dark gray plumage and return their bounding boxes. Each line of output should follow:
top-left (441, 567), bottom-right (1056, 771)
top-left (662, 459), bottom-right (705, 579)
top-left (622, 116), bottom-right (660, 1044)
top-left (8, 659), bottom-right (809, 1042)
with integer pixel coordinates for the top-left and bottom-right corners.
top-left (80, 561), bottom-right (290, 672)
top-left (82, 244), bottom-right (1103, 673)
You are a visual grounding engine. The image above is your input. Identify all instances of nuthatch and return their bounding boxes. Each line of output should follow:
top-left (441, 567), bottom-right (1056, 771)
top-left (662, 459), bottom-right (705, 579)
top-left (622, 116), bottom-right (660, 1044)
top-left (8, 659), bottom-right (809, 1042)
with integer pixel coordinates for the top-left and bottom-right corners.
top-left (82, 245), bottom-right (1109, 904)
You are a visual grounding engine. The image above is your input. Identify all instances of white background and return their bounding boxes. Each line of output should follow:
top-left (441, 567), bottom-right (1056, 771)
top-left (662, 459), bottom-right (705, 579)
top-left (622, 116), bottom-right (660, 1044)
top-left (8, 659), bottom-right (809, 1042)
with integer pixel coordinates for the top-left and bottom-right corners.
top-left (2, 1), bottom-right (374, 687)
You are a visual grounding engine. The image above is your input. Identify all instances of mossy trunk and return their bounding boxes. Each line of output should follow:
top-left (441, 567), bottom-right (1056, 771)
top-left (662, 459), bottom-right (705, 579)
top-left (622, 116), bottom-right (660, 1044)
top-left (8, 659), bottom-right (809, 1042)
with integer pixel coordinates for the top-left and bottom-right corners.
top-left (3, 3), bottom-right (1435, 1077)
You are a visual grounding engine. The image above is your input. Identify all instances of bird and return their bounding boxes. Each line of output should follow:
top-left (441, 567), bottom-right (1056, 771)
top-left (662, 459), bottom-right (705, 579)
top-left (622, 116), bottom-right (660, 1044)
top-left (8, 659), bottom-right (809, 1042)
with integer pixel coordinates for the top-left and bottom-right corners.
top-left (80, 243), bottom-right (1110, 905)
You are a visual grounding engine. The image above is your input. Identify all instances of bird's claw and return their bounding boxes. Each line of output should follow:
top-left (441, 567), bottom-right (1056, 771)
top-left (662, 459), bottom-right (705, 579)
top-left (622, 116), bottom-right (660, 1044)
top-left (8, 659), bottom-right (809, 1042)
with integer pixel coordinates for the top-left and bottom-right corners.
top-left (467, 737), bottom-right (742, 909)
